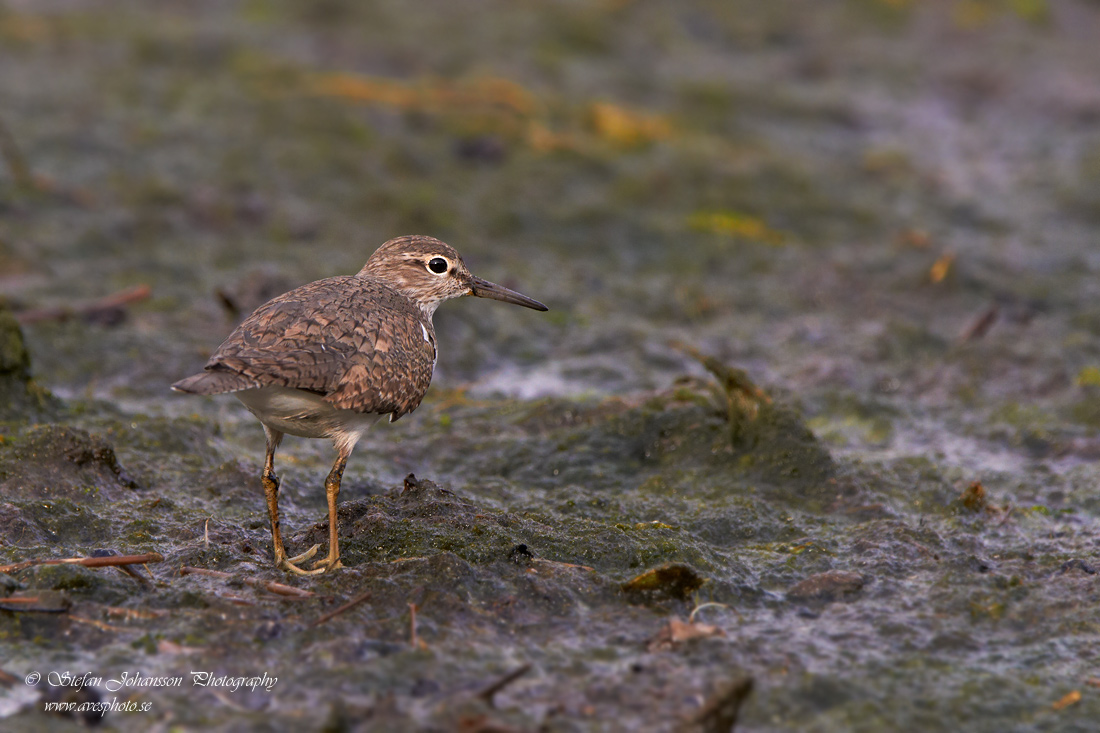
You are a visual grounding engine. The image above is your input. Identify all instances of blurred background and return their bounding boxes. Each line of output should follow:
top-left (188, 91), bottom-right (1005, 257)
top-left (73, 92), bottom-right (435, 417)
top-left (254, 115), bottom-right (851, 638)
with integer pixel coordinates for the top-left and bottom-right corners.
top-left (0, 0), bottom-right (1091, 416)
top-left (4, 0), bottom-right (1100, 729)
top-left (3, 0), bottom-right (1098, 423)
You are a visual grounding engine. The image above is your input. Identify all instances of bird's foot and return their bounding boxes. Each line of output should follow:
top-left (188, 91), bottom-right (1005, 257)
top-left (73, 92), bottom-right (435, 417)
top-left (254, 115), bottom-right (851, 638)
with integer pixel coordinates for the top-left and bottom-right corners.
top-left (310, 555), bottom-right (344, 573)
top-left (286, 544), bottom-right (320, 565)
top-left (275, 544), bottom-right (324, 576)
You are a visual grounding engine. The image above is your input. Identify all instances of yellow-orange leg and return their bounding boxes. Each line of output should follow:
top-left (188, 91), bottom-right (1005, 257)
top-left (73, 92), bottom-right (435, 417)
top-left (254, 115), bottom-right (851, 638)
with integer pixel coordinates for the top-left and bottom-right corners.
top-left (261, 427), bottom-right (322, 575)
top-left (310, 448), bottom-right (349, 572)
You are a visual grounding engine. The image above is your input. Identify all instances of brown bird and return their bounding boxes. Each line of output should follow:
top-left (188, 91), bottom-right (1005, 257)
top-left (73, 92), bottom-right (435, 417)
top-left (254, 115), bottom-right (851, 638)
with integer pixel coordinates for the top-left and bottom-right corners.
top-left (172, 235), bottom-right (548, 575)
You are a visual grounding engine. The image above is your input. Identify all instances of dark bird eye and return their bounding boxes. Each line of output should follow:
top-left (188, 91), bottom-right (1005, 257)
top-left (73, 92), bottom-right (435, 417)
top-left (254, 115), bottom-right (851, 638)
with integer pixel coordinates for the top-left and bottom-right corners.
top-left (428, 257), bottom-right (448, 274)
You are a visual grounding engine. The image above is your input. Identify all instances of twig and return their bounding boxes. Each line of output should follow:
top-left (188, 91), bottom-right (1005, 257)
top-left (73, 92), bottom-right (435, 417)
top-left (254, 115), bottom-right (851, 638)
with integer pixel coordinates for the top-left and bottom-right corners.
top-left (178, 566), bottom-right (315, 598)
top-left (476, 664), bottom-right (532, 707)
top-left (309, 590), bottom-right (372, 628)
top-left (217, 593), bottom-right (257, 606)
top-left (958, 305), bottom-right (999, 343)
top-left (104, 606), bottom-right (168, 621)
top-left (0, 593), bottom-right (70, 612)
top-left (15, 284), bottom-right (152, 326)
top-left (689, 602), bottom-right (732, 624)
top-left (69, 615), bottom-right (129, 633)
top-left (996, 503), bottom-right (1017, 527)
top-left (0, 668), bottom-right (17, 689)
top-left (531, 558), bottom-right (595, 572)
top-left (111, 558), bottom-right (154, 586)
top-left (0, 552), bottom-right (164, 575)
top-left (409, 602), bottom-right (426, 649)
top-left (77, 553), bottom-right (162, 568)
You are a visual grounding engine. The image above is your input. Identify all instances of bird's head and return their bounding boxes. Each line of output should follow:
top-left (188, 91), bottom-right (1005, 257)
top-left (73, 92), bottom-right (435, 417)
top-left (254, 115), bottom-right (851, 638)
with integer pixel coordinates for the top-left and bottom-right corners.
top-left (359, 235), bottom-right (548, 316)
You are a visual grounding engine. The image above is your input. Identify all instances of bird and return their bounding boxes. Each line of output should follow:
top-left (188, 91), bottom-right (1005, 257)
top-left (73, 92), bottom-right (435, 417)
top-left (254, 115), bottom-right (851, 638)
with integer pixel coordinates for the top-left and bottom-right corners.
top-left (172, 235), bottom-right (548, 575)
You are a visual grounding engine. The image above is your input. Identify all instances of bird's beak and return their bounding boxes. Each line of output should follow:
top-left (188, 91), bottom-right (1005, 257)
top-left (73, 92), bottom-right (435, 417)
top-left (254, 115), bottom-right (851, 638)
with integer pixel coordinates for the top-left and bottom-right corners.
top-left (468, 275), bottom-right (548, 311)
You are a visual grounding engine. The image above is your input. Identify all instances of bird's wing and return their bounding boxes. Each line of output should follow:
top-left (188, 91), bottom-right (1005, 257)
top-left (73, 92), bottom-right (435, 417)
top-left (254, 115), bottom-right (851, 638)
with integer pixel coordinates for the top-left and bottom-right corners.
top-left (203, 277), bottom-right (436, 418)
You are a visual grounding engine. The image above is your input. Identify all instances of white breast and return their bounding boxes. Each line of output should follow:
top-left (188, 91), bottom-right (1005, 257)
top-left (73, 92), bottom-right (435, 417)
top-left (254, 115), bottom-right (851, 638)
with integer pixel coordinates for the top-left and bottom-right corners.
top-left (235, 386), bottom-right (384, 453)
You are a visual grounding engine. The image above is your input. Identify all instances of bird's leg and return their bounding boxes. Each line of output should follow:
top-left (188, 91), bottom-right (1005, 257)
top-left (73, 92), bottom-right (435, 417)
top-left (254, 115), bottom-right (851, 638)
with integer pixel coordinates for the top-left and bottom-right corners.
top-left (311, 447), bottom-right (350, 572)
top-left (261, 426), bottom-right (321, 575)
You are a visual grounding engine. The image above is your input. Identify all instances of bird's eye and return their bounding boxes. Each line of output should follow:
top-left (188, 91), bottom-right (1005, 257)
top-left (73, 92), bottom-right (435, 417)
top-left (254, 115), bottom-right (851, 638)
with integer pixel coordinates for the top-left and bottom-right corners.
top-left (427, 257), bottom-right (449, 274)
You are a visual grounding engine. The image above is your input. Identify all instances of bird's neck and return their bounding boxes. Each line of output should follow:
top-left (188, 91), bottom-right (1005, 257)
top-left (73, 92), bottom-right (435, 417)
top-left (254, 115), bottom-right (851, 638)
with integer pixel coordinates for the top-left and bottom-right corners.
top-left (354, 268), bottom-right (442, 320)
top-left (415, 300), bottom-right (441, 319)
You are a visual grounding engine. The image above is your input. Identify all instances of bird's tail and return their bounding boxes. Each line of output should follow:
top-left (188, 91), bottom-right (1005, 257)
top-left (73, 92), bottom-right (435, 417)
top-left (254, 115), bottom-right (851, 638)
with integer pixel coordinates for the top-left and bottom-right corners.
top-left (171, 369), bottom-right (255, 395)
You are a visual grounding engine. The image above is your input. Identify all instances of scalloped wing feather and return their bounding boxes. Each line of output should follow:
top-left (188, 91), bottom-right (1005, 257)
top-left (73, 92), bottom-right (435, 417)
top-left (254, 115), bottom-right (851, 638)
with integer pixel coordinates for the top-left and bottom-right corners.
top-left (197, 276), bottom-right (436, 418)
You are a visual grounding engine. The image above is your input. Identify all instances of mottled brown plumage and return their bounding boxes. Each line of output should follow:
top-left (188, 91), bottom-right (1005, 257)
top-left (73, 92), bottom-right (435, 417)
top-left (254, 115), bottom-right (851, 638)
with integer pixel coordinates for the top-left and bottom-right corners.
top-left (175, 277), bottom-right (436, 419)
top-left (172, 235), bottom-right (547, 575)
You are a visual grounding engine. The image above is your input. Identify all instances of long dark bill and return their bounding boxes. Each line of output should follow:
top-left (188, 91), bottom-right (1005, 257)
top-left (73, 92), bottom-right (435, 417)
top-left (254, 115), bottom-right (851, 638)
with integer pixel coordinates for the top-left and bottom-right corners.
top-left (469, 275), bottom-right (548, 311)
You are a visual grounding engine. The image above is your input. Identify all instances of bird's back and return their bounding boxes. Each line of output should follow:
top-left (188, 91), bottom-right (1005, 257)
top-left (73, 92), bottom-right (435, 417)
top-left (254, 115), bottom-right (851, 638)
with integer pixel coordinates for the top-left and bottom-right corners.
top-left (172, 275), bottom-right (437, 420)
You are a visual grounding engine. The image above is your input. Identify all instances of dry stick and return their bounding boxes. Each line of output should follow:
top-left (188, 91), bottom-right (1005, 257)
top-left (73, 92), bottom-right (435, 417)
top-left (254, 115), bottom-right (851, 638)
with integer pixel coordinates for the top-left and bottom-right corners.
top-left (178, 566), bottom-right (315, 599)
top-left (476, 663), bottom-right (532, 707)
top-left (0, 668), bottom-right (17, 689)
top-left (0, 592), bottom-right (70, 613)
top-left (531, 557), bottom-right (595, 572)
top-left (409, 603), bottom-right (422, 648)
top-left (309, 590), bottom-right (372, 628)
top-left (69, 615), bottom-right (129, 633)
top-left (116, 562), bottom-right (154, 586)
top-left (15, 284), bottom-right (152, 326)
top-left (689, 602), bottom-right (733, 625)
top-left (0, 553), bottom-right (164, 575)
top-left (104, 606), bottom-right (168, 621)
top-left (958, 305), bottom-right (999, 343)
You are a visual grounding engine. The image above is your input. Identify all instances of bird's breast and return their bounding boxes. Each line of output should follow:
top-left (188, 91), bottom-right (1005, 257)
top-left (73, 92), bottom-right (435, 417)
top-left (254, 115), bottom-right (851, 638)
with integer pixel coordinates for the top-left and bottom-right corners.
top-left (235, 386), bottom-right (383, 440)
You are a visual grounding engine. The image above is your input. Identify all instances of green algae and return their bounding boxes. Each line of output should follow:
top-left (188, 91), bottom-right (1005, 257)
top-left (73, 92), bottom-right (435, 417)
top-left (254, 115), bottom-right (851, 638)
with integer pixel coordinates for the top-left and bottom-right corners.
top-left (0, 309), bottom-right (29, 381)
top-left (0, 426), bottom-right (137, 504)
top-left (0, 306), bottom-right (56, 427)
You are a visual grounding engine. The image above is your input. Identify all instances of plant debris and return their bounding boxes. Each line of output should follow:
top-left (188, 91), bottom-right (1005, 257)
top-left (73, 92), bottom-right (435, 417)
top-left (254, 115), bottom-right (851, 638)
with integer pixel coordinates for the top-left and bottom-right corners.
top-left (648, 617), bottom-right (726, 652)
top-left (622, 563), bottom-right (707, 601)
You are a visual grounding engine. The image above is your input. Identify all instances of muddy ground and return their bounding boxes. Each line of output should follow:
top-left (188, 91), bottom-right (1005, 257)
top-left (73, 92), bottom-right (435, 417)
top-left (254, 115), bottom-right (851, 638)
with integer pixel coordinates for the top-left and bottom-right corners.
top-left (2, 1), bottom-right (1100, 731)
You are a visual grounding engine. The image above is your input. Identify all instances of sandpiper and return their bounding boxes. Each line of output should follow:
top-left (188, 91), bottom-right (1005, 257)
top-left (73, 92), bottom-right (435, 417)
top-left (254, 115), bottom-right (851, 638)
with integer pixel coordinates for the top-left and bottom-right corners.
top-left (172, 235), bottom-right (547, 575)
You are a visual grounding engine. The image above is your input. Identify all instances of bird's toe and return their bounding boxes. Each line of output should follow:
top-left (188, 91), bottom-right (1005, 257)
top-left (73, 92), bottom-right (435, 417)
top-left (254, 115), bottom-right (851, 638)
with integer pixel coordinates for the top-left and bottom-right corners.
top-left (285, 544), bottom-right (321, 565)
